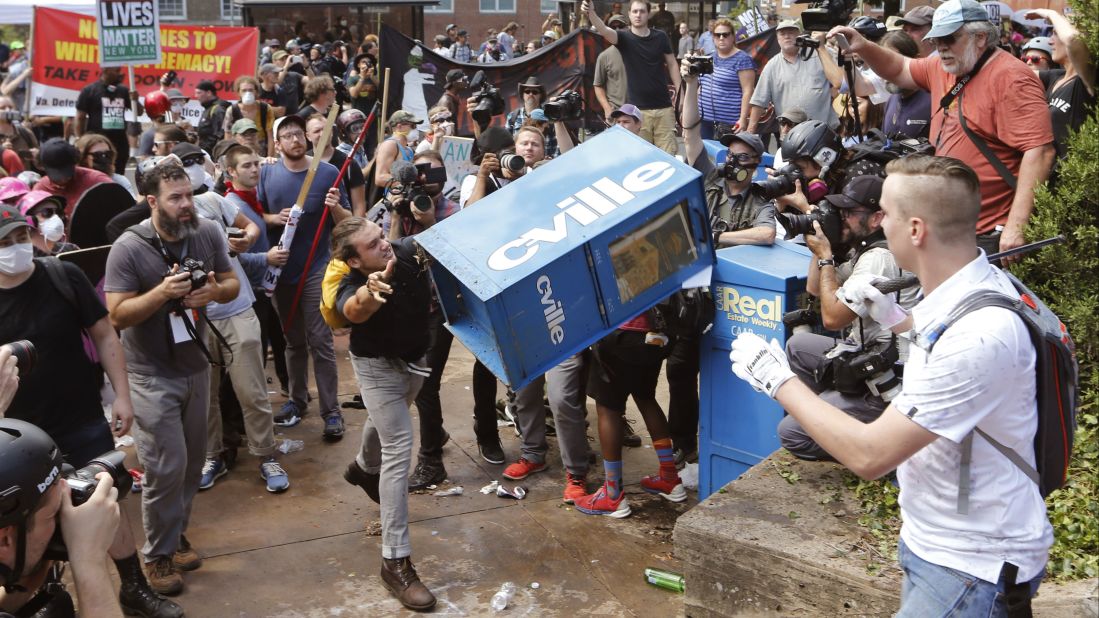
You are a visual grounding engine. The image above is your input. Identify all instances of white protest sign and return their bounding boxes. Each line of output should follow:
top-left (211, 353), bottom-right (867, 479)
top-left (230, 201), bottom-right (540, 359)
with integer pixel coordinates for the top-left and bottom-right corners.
top-left (437, 136), bottom-right (476, 203)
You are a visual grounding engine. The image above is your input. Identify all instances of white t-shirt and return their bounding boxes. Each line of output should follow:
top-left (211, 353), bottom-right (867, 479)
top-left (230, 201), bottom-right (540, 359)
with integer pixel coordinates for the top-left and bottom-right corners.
top-left (459, 173), bottom-right (509, 208)
top-left (891, 252), bottom-right (1052, 584)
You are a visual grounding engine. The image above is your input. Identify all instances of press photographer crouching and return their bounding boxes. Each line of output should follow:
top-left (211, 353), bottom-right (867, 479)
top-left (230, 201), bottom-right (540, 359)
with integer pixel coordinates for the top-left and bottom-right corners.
top-left (0, 419), bottom-right (123, 617)
top-left (332, 218), bottom-right (437, 611)
top-left (778, 175), bottom-right (918, 461)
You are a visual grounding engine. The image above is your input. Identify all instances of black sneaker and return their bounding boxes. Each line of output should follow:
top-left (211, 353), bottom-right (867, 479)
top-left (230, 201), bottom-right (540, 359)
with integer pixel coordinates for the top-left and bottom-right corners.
top-left (479, 440), bottom-right (505, 465)
top-left (408, 458), bottom-right (447, 491)
top-left (622, 418), bottom-right (642, 448)
top-left (674, 446), bottom-right (699, 469)
top-left (344, 460), bottom-right (380, 504)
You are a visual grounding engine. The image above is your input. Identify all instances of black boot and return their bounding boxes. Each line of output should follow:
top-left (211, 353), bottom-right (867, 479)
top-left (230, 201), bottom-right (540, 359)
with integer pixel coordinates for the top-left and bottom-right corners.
top-left (115, 554), bottom-right (185, 618)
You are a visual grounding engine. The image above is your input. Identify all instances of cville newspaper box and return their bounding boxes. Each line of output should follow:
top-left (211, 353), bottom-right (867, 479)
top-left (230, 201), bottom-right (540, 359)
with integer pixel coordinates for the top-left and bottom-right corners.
top-left (699, 240), bottom-right (812, 499)
top-left (416, 128), bottom-right (715, 391)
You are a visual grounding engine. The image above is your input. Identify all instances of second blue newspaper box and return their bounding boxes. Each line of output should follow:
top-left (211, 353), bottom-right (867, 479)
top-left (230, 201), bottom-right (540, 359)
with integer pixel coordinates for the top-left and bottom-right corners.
top-left (417, 128), bottom-right (715, 390)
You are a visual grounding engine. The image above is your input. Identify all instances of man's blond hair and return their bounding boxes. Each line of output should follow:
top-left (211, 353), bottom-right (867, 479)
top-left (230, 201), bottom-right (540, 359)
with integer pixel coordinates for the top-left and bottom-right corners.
top-left (884, 155), bottom-right (980, 243)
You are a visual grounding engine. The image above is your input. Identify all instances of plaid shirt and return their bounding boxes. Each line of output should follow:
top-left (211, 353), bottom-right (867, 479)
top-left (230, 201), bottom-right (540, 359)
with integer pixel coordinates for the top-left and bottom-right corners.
top-left (505, 108), bottom-right (559, 158)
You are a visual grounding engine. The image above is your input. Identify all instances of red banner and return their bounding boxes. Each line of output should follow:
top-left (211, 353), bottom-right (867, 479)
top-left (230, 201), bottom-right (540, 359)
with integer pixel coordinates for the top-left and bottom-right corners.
top-left (31, 6), bottom-right (258, 116)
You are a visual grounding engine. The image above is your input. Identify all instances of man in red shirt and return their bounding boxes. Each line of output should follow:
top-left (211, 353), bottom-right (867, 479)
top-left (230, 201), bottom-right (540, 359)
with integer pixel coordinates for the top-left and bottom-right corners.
top-left (35, 138), bottom-right (113, 219)
top-left (829, 0), bottom-right (1054, 261)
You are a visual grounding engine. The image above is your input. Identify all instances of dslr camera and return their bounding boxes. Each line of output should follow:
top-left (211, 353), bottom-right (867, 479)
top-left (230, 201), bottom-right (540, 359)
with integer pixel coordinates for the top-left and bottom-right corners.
top-left (178, 257), bottom-right (208, 292)
top-left (542, 90), bottom-right (584, 121)
top-left (684, 53), bottom-right (714, 76)
top-left (44, 450), bottom-right (134, 561)
top-left (752, 163), bottom-right (805, 201)
top-left (468, 70), bottom-right (505, 125)
top-left (776, 200), bottom-right (845, 247)
top-left (390, 162), bottom-right (448, 219)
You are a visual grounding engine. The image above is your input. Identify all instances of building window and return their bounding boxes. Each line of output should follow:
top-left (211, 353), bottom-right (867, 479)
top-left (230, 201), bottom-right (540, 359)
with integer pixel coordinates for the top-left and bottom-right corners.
top-left (220, 0), bottom-right (241, 20)
top-left (158, 0), bottom-right (185, 20)
top-left (479, 0), bottom-right (516, 13)
top-left (540, 0), bottom-right (557, 12)
top-left (425, 0), bottom-right (454, 12)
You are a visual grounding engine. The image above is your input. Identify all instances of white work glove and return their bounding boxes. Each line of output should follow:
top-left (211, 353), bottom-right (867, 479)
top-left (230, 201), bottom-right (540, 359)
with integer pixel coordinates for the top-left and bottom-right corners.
top-left (837, 275), bottom-right (909, 329)
top-left (729, 332), bottom-right (796, 399)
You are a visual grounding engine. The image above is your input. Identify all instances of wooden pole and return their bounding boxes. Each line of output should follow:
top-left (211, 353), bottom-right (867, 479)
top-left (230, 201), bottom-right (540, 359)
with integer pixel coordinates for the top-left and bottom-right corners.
top-left (377, 67), bottom-right (391, 151)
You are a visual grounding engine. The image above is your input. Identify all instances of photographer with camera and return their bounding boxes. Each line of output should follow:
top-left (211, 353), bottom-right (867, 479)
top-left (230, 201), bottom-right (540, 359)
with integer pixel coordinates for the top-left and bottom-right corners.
top-left (105, 158), bottom-right (238, 597)
top-left (747, 21), bottom-right (843, 135)
top-left (369, 153), bottom-right (455, 240)
top-left (460, 127), bottom-right (525, 208)
top-left (332, 217), bottom-right (437, 611)
top-left (776, 175), bottom-right (917, 461)
top-left (505, 78), bottom-right (562, 157)
top-left (0, 97), bottom-right (38, 173)
top-left (0, 420), bottom-right (123, 617)
top-left (0, 206), bottom-right (184, 616)
top-left (695, 18), bottom-right (757, 140)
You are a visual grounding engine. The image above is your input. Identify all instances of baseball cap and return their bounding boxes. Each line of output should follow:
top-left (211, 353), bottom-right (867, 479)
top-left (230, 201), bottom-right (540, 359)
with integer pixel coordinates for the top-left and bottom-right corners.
top-left (231, 118), bottom-right (259, 135)
top-left (896, 5), bottom-right (935, 27)
top-left (272, 50), bottom-right (289, 62)
top-left (529, 108), bottom-right (549, 122)
top-left (457, 29), bottom-right (468, 36)
top-left (272, 114), bottom-right (306, 138)
top-left (0, 178), bottom-right (30, 204)
top-left (777, 108), bottom-right (808, 125)
top-left (445, 69), bottom-right (467, 85)
top-left (16, 190), bottom-right (65, 218)
top-left (776, 20), bottom-right (802, 32)
top-left (264, 38), bottom-right (281, 47)
top-left (166, 88), bottom-right (187, 100)
top-left (607, 14), bottom-right (628, 26)
top-left (0, 204), bottom-right (32, 239)
top-left (885, 16), bottom-right (904, 31)
top-left (259, 63), bottom-right (279, 76)
top-left (446, 23), bottom-right (457, 31)
top-left (610, 104), bottom-right (642, 123)
top-left (171, 142), bottom-right (205, 163)
top-left (924, 0), bottom-right (991, 40)
top-left (212, 140), bottom-right (250, 162)
top-left (824, 175), bottom-right (884, 210)
top-left (39, 138), bottom-right (80, 184)
top-left (719, 131), bottom-right (765, 156)
top-left (196, 80), bottom-right (218, 93)
top-left (388, 110), bottom-right (423, 127)
top-left (9, 41), bottom-right (24, 51)
top-left (543, 30), bottom-right (559, 40)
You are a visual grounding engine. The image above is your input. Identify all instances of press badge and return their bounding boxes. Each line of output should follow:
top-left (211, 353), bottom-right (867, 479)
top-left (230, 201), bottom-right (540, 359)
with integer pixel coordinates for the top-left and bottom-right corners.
top-left (170, 311), bottom-right (196, 344)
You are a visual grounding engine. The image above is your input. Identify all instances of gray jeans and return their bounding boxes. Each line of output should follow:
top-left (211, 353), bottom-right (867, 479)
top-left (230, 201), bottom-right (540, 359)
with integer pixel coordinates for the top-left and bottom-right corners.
top-left (207, 308), bottom-right (276, 458)
top-left (274, 267), bottom-right (339, 418)
top-left (129, 371), bottom-right (209, 561)
top-left (350, 354), bottom-right (425, 560)
top-left (514, 354), bottom-right (590, 476)
top-left (778, 332), bottom-right (887, 461)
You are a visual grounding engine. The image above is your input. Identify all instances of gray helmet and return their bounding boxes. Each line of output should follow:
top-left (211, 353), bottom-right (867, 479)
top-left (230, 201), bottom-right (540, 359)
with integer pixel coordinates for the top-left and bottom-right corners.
top-left (780, 119), bottom-right (842, 175)
top-left (0, 419), bottom-right (64, 589)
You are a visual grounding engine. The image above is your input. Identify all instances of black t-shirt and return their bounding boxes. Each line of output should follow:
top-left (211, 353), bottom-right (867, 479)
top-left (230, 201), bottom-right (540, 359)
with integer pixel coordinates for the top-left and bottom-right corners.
top-left (1039, 69), bottom-right (1096, 158)
top-left (336, 237), bottom-right (432, 362)
top-left (75, 81), bottom-right (129, 135)
top-left (615, 29), bottom-right (674, 109)
top-left (0, 262), bottom-right (108, 437)
top-left (279, 72), bottom-right (304, 115)
top-left (328, 148), bottom-right (365, 192)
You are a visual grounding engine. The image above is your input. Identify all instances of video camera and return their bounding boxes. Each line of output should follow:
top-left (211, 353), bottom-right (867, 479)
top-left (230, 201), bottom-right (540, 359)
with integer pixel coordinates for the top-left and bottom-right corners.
top-left (684, 53), bottom-right (714, 76)
top-left (389, 161), bottom-right (448, 219)
top-left (795, 0), bottom-right (856, 32)
top-left (776, 201), bottom-right (844, 248)
top-left (44, 450), bottom-right (133, 562)
top-left (542, 90), bottom-right (584, 122)
top-left (469, 70), bottom-right (505, 125)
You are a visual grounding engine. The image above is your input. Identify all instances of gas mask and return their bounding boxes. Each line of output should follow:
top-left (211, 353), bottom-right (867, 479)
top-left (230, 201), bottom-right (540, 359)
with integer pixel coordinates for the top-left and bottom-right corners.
top-left (720, 161), bottom-right (755, 183)
top-left (39, 215), bottom-right (64, 242)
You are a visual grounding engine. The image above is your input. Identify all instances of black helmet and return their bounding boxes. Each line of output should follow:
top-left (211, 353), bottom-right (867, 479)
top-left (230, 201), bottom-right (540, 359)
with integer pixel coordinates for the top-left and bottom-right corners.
top-left (848, 16), bottom-right (887, 42)
top-left (0, 419), bottom-right (63, 529)
top-left (780, 119), bottom-right (842, 174)
top-left (336, 109), bottom-right (367, 143)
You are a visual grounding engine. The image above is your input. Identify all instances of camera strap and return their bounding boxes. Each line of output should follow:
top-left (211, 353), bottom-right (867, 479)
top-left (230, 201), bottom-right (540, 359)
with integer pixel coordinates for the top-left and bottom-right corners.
top-left (937, 46), bottom-right (996, 113)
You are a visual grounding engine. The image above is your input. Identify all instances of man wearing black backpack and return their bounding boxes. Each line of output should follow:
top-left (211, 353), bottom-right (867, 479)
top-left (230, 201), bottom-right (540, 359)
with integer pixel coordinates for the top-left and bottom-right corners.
top-left (730, 155), bottom-right (1064, 616)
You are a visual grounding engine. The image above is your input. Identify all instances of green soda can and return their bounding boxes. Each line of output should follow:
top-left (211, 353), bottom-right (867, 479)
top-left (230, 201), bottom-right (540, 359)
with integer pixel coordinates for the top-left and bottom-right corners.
top-left (644, 567), bottom-right (685, 593)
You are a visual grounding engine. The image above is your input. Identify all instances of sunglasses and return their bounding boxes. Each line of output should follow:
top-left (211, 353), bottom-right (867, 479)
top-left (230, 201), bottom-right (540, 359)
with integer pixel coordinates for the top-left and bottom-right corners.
top-left (33, 206), bottom-right (59, 218)
top-left (523, 89), bottom-right (541, 95)
top-left (181, 155), bottom-right (205, 167)
top-left (1022, 55), bottom-right (1045, 65)
top-left (713, 31), bottom-right (733, 39)
top-left (930, 32), bottom-right (959, 46)
top-left (90, 151), bottom-right (113, 162)
top-left (154, 140), bottom-right (179, 147)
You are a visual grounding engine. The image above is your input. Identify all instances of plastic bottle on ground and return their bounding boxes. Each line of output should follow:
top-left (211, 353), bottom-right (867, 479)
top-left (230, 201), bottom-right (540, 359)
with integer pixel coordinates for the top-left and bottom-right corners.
top-left (490, 581), bottom-right (517, 611)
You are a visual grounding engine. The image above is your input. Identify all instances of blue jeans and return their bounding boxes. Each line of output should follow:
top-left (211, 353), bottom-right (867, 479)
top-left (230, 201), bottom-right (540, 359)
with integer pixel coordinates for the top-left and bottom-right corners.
top-left (897, 539), bottom-right (1043, 617)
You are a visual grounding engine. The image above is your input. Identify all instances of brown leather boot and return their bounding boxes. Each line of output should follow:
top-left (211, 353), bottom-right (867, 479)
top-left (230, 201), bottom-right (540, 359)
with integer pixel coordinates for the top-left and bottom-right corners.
top-left (172, 535), bottom-right (202, 571)
top-left (380, 557), bottom-right (437, 611)
top-left (143, 556), bottom-right (183, 596)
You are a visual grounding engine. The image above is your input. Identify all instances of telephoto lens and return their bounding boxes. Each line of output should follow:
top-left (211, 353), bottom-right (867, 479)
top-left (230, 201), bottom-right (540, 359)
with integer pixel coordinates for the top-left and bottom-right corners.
top-left (2, 340), bottom-right (36, 374)
top-left (499, 153), bottom-right (525, 173)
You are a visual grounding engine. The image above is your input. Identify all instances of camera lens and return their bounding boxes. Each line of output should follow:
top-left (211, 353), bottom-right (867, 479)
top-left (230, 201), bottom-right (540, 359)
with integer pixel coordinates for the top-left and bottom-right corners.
top-left (2, 340), bottom-right (36, 374)
top-left (499, 153), bottom-right (525, 173)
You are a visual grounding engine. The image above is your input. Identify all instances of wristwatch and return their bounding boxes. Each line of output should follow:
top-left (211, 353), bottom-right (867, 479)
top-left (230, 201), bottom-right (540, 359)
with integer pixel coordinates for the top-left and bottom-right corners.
top-left (817, 257), bottom-right (836, 268)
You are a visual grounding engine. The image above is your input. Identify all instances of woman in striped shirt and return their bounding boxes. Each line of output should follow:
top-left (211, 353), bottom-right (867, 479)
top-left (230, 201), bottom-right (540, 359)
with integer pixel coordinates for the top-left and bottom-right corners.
top-left (697, 18), bottom-right (757, 140)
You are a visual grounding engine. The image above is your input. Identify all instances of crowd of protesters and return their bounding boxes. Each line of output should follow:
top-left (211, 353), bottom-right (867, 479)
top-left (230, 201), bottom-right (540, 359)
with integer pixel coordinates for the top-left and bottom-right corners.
top-left (0, 0), bottom-right (1093, 615)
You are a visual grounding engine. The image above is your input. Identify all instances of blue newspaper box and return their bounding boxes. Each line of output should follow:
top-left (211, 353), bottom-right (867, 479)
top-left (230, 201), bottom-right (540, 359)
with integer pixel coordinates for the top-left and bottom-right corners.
top-left (699, 239), bottom-right (812, 499)
top-left (417, 128), bottom-right (715, 390)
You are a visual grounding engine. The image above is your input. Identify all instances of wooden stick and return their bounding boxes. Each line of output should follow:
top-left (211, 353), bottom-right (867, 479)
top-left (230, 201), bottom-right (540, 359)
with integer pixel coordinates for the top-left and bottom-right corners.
top-left (378, 67), bottom-right (391, 148)
top-left (292, 105), bottom-right (340, 208)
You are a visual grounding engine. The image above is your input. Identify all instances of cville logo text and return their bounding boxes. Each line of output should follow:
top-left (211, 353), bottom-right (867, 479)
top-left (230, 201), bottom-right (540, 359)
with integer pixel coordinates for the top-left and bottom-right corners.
top-left (715, 285), bottom-right (782, 332)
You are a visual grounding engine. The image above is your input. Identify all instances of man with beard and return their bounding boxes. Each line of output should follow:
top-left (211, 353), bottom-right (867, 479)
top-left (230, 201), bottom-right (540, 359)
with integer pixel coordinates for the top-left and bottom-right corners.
top-left (105, 159), bottom-right (238, 595)
top-left (777, 175), bottom-right (918, 461)
top-left (828, 0), bottom-right (1054, 260)
top-left (306, 114), bottom-right (366, 218)
top-left (258, 115), bottom-right (350, 435)
top-left (75, 67), bottom-right (141, 175)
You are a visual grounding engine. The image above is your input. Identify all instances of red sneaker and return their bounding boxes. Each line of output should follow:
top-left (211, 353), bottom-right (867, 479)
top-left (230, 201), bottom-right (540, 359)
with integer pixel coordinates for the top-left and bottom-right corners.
top-left (502, 457), bottom-right (547, 480)
top-left (562, 473), bottom-right (588, 504)
top-left (640, 474), bottom-right (687, 503)
top-left (574, 483), bottom-right (631, 518)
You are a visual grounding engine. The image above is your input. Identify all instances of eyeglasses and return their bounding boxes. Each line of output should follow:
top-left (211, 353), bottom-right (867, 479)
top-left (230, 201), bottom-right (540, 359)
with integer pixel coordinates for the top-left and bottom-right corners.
top-left (1022, 55), bottom-right (1045, 65)
top-left (713, 31), bottom-right (733, 38)
top-left (727, 153), bottom-right (759, 165)
top-left (90, 151), bottom-right (113, 162)
top-left (279, 130), bottom-right (306, 141)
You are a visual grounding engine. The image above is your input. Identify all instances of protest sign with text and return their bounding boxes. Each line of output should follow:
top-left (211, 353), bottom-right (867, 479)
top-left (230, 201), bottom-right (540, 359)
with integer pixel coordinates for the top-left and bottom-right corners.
top-left (97, 0), bottom-right (162, 66)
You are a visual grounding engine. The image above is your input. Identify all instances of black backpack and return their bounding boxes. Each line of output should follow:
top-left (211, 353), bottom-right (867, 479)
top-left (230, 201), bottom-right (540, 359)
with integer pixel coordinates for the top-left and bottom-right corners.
top-left (926, 272), bottom-right (1079, 513)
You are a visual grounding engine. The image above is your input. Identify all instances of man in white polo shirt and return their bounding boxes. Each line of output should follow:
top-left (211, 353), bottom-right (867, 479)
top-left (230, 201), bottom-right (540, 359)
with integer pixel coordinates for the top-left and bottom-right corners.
top-left (729, 155), bottom-right (1052, 616)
